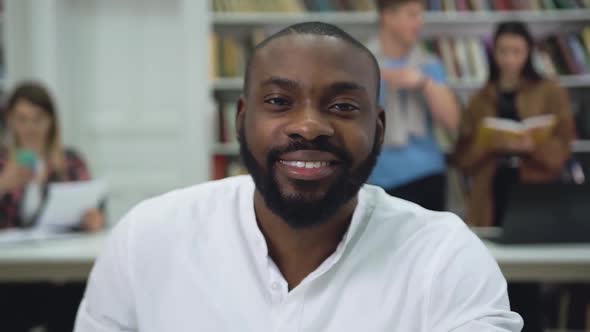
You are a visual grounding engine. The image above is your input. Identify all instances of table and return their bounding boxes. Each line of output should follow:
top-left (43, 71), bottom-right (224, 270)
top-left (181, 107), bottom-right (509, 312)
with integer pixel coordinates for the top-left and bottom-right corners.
top-left (0, 232), bottom-right (589, 282)
top-left (485, 241), bottom-right (590, 282)
top-left (0, 233), bottom-right (105, 282)
top-left (472, 227), bottom-right (590, 282)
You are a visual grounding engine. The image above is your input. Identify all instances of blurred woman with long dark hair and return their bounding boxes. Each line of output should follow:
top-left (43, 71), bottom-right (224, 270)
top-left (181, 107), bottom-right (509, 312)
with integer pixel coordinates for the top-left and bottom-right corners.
top-left (453, 21), bottom-right (576, 332)
top-left (454, 21), bottom-right (575, 228)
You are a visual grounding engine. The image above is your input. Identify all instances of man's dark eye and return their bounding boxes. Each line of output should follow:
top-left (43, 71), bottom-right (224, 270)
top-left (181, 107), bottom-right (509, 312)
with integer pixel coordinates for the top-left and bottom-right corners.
top-left (264, 97), bottom-right (291, 107)
top-left (331, 103), bottom-right (359, 112)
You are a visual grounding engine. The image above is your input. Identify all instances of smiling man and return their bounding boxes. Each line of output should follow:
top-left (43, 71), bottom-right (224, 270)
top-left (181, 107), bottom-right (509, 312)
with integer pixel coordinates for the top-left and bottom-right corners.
top-left (75, 22), bottom-right (522, 332)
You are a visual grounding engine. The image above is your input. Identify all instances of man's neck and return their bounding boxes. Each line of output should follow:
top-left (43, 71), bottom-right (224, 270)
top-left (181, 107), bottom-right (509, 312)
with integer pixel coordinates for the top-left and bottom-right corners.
top-left (379, 30), bottom-right (412, 60)
top-left (253, 191), bottom-right (358, 290)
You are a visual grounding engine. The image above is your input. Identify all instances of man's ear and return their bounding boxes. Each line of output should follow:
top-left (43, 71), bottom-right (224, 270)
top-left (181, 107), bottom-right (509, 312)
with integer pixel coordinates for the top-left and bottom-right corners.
top-left (236, 96), bottom-right (246, 139)
top-left (377, 106), bottom-right (385, 147)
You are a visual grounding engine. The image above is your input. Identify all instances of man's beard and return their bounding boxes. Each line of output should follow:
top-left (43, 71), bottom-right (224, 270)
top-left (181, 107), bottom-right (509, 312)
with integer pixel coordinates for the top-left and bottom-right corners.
top-left (239, 128), bottom-right (381, 229)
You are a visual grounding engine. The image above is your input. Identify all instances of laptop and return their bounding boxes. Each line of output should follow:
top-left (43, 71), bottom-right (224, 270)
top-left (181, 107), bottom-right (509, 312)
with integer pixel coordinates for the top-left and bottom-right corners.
top-left (485, 182), bottom-right (590, 244)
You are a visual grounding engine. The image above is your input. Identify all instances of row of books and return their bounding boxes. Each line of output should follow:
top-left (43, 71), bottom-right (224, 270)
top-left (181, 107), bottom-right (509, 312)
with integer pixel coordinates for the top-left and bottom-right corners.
top-left (210, 30), bottom-right (266, 81)
top-left (537, 29), bottom-right (590, 76)
top-left (216, 101), bottom-right (238, 144)
top-left (212, 0), bottom-right (373, 12)
top-left (430, 0), bottom-right (590, 10)
top-left (212, 0), bottom-right (590, 12)
top-left (211, 27), bottom-right (590, 83)
top-left (430, 28), bottom-right (590, 83)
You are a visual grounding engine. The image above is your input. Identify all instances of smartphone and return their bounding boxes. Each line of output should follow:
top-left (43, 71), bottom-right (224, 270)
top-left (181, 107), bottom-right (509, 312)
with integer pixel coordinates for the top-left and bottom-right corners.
top-left (15, 149), bottom-right (37, 170)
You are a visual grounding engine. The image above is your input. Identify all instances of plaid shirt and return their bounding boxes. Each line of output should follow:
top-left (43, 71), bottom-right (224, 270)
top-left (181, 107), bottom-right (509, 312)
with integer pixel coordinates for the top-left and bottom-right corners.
top-left (0, 147), bottom-right (91, 229)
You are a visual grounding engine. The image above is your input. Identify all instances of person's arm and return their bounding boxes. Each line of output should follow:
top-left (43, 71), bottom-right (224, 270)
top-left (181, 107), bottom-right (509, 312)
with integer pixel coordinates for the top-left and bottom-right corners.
top-left (0, 152), bottom-right (34, 228)
top-left (524, 84), bottom-right (575, 173)
top-left (452, 95), bottom-right (497, 175)
top-left (421, 77), bottom-right (461, 131)
top-left (65, 149), bottom-right (92, 181)
top-left (74, 213), bottom-right (138, 331)
top-left (66, 149), bottom-right (106, 232)
top-left (382, 64), bottom-right (461, 131)
top-left (381, 61), bottom-right (460, 130)
top-left (426, 221), bottom-right (523, 331)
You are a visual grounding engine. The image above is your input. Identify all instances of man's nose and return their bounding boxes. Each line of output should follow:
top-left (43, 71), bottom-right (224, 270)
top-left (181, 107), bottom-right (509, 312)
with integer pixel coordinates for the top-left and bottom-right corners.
top-left (283, 106), bottom-right (334, 141)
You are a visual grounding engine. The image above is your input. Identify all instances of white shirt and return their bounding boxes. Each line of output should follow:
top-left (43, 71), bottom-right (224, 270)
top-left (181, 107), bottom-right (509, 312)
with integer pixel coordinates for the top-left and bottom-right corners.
top-left (75, 175), bottom-right (523, 332)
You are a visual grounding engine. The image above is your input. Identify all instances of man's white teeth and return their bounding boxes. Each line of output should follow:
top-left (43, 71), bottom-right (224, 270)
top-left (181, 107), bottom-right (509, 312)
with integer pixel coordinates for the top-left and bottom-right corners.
top-left (281, 161), bottom-right (329, 168)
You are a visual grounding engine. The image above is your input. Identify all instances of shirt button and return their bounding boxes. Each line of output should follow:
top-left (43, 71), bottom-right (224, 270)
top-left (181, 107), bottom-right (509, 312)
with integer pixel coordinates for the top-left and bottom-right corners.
top-left (271, 282), bottom-right (281, 291)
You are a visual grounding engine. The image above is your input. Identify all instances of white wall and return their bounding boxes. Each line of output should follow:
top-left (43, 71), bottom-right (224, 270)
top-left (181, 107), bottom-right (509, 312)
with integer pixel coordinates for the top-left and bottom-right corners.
top-left (4, 0), bottom-right (213, 222)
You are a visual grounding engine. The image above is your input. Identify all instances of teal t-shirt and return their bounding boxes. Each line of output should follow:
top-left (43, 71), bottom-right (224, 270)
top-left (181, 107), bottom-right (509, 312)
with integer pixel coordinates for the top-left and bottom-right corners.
top-left (368, 56), bottom-right (448, 189)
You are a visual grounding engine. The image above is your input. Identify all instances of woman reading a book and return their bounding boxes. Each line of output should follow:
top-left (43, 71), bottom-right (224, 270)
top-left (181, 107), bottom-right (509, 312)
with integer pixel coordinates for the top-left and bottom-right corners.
top-left (453, 21), bottom-right (575, 228)
top-left (0, 82), bottom-right (105, 332)
top-left (454, 22), bottom-right (576, 331)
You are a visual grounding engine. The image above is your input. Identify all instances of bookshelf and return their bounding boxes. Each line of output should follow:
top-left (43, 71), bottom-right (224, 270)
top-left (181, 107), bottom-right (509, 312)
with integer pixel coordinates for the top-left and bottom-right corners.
top-left (213, 74), bottom-right (590, 92)
top-left (213, 9), bottom-right (590, 28)
top-left (209, 1), bottom-right (590, 180)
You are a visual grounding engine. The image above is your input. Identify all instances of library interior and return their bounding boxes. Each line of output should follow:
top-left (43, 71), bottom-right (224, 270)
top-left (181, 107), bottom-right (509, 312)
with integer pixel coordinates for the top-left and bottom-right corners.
top-left (0, 0), bottom-right (589, 331)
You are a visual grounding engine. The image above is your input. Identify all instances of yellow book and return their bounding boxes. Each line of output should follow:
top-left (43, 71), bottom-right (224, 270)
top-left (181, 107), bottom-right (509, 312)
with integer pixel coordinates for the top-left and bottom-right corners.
top-left (287, 0), bottom-right (305, 12)
top-left (581, 27), bottom-right (590, 57)
top-left (222, 37), bottom-right (243, 77)
top-left (476, 114), bottom-right (557, 148)
top-left (251, 28), bottom-right (268, 46)
top-left (210, 33), bottom-right (219, 79)
top-left (443, 0), bottom-right (456, 11)
top-left (530, 0), bottom-right (541, 10)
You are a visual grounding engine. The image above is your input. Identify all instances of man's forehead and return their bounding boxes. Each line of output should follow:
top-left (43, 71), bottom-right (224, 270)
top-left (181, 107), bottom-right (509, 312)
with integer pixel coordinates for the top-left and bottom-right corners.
top-left (251, 34), bottom-right (377, 89)
top-left (256, 34), bottom-right (368, 65)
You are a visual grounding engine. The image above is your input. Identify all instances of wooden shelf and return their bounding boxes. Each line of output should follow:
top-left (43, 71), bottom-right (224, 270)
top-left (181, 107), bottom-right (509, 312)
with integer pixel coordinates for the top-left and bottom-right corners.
top-left (573, 140), bottom-right (590, 153)
top-left (213, 77), bottom-right (243, 91)
top-left (212, 142), bottom-right (240, 155)
top-left (557, 74), bottom-right (590, 88)
top-left (213, 9), bottom-right (590, 28)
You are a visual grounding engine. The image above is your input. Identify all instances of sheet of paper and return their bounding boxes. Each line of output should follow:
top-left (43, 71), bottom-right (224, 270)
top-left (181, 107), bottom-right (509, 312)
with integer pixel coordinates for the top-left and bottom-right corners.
top-left (36, 179), bottom-right (107, 230)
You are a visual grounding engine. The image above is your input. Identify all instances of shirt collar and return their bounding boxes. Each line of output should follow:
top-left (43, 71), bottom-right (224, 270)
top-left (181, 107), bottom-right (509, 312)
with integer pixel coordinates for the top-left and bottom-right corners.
top-left (239, 177), bottom-right (377, 282)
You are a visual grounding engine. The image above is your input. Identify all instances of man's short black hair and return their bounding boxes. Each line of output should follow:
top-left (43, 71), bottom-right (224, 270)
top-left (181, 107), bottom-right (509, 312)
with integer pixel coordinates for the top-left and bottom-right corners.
top-left (243, 21), bottom-right (381, 101)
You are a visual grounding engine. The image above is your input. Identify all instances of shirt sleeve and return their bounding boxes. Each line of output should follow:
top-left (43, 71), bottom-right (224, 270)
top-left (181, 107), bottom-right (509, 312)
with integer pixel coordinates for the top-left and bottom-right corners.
top-left (0, 149), bottom-right (21, 229)
top-left (422, 60), bottom-right (448, 85)
top-left (74, 212), bottom-right (138, 332)
top-left (426, 221), bottom-right (523, 332)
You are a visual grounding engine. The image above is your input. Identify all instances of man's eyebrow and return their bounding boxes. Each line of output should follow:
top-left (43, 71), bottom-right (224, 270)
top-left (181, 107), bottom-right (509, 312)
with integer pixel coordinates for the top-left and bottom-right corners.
top-left (259, 77), bottom-right (369, 96)
top-left (326, 81), bottom-right (368, 95)
top-left (259, 76), bottom-right (301, 90)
